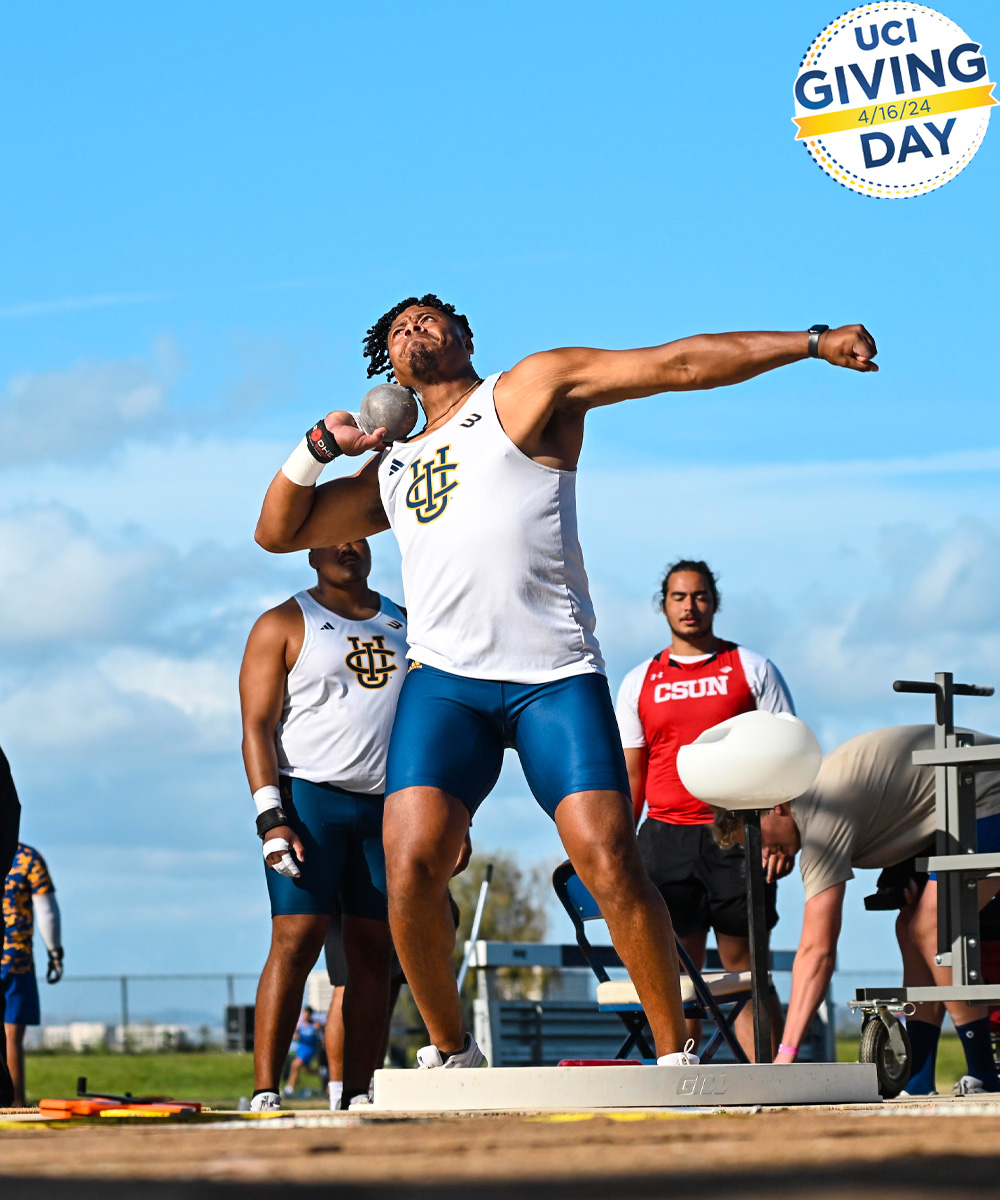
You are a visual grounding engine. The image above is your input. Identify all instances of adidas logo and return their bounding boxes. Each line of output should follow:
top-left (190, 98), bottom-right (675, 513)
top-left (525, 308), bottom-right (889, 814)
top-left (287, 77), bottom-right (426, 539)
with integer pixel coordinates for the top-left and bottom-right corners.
top-left (388, 458), bottom-right (405, 475)
top-left (385, 619), bottom-right (403, 629)
top-left (320, 622), bottom-right (335, 631)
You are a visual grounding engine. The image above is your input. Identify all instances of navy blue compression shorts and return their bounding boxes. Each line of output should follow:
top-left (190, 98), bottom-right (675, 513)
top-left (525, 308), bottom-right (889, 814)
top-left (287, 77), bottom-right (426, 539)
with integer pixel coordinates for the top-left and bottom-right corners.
top-left (265, 778), bottom-right (387, 921)
top-left (385, 663), bottom-right (630, 818)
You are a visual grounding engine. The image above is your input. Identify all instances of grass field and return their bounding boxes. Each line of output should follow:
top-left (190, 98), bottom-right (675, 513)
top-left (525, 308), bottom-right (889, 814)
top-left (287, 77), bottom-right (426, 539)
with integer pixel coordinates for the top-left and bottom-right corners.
top-left (21, 1035), bottom-right (973, 1107)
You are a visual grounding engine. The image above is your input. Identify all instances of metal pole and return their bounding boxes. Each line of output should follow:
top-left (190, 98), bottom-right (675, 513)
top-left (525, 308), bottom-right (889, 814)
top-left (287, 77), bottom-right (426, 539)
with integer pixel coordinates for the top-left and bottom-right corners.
top-left (120, 976), bottom-right (130, 1053)
top-left (226, 975), bottom-right (235, 1006)
top-left (457, 864), bottom-right (494, 994)
top-left (743, 812), bottom-right (772, 1063)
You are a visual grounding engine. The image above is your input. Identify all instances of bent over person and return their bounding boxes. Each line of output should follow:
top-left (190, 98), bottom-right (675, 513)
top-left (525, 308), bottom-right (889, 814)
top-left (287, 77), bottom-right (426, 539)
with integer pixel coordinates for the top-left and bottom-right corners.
top-left (240, 540), bottom-right (407, 1109)
top-left (715, 725), bottom-right (1000, 1094)
top-left (616, 559), bottom-right (794, 1058)
top-left (255, 294), bottom-right (878, 1068)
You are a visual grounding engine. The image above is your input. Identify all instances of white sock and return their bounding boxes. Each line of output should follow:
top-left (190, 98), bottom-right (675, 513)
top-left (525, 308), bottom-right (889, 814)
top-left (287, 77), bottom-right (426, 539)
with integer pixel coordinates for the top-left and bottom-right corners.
top-left (329, 1080), bottom-right (343, 1110)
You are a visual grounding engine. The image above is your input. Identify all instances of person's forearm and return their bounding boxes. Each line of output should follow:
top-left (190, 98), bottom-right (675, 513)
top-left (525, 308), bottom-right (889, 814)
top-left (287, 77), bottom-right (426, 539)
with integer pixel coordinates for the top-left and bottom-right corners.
top-left (242, 723), bottom-right (282, 794)
top-left (34, 893), bottom-right (61, 953)
top-left (665, 332), bottom-right (809, 392)
top-left (255, 472), bottom-right (320, 554)
top-left (781, 944), bottom-right (836, 1052)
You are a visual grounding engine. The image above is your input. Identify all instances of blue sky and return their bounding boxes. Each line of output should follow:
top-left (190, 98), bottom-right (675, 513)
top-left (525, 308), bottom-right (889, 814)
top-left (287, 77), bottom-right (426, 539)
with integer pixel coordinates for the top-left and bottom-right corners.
top-left (2, 1), bottom-right (999, 1018)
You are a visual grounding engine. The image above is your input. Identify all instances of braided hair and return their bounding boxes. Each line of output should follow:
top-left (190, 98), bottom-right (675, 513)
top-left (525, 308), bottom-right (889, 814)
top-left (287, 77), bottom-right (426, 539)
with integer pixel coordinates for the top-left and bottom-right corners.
top-left (362, 294), bottom-right (473, 380)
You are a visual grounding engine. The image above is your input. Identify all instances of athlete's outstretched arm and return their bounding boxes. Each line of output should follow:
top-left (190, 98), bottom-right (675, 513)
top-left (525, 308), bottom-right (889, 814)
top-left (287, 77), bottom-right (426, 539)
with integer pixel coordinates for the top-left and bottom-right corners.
top-left (255, 451), bottom-right (389, 554)
top-left (509, 325), bottom-right (877, 409)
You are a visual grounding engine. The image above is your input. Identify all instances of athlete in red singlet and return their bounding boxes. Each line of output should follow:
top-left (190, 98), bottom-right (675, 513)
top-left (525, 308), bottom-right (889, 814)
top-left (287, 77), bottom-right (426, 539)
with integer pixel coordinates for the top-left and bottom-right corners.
top-left (616, 560), bottom-right (794, 1058)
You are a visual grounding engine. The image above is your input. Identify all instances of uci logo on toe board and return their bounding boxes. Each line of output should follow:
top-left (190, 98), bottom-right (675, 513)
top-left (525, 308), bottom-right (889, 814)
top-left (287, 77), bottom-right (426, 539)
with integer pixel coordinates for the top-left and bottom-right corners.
top-left (792, 4), bottom-right (996, 197)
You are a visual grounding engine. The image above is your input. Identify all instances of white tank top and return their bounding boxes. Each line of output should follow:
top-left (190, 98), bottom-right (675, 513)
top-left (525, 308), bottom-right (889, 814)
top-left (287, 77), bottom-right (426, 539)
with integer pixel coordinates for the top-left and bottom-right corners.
top-left (377, 374), bottom-right (604, 683)
top-left (275, 590), bottom-right (408, 792)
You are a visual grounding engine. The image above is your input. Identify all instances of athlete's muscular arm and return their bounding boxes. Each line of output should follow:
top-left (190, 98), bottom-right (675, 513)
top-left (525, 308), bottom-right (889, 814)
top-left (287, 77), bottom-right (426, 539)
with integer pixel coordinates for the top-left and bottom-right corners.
top-left (239, 603), bottom-right (306, 864)
top-left (494, 326), bottom-right (877, 464)
top-left (623, 747), bottom-right (648, 826)
top-left (776, 883), bottom-right (845, 1063)
top-left (255, 437), bottom-right (389, 555)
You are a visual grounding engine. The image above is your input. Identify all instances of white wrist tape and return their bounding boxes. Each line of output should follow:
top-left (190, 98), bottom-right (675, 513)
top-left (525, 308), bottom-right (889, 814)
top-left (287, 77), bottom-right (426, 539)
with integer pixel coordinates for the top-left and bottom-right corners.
top-left (263, 837), bottom-right (300, 878)
top-left (253, 785), bottom-right (282, 815)
top-left (281, 438), bottom-right (326, 488)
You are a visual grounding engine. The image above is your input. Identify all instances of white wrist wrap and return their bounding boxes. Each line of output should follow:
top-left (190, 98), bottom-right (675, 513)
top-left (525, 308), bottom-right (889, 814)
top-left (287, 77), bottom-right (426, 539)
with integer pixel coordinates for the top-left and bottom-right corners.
top-left (253, 785), bottom-right (282, 815)
top-left (263, 837), bottom-right (300, 878)
top-left (281, 438), bottom-right (326, 488)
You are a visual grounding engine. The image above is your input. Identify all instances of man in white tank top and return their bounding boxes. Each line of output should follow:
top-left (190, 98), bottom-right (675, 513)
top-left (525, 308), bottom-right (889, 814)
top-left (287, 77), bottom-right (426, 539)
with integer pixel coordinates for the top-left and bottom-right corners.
top-left (239, 539), bottom-right (407, 1109)
top-left (255, 295), bottom-right (878, 1067)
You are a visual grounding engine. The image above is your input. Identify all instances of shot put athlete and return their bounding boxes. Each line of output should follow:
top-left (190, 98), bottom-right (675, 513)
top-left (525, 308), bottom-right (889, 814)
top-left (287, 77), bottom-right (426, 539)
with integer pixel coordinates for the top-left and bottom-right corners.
top-left (255, 295), bottom-right (878, 1068)
top-left (616, 559), bottom-right (794, 1058)
top-left (240, 540), bottom-right (407, 1110)
top-left (714, 726), bottom-right (1000, 1094)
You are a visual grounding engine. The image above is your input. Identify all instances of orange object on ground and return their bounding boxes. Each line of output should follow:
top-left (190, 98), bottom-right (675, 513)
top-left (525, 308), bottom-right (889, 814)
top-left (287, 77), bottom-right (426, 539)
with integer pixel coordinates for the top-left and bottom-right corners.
top-left (39, 1098), bottom-right (123, 1116)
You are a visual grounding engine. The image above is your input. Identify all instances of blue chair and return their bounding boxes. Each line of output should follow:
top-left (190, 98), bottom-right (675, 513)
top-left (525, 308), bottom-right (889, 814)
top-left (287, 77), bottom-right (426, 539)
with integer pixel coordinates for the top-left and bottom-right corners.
top-left (552, 860), bottom-right (752, 1064)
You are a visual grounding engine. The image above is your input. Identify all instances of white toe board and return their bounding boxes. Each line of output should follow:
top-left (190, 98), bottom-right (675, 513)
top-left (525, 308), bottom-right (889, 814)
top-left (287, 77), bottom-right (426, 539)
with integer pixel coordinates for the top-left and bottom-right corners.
top-left (372, 1062), bottom-right (880, 1112)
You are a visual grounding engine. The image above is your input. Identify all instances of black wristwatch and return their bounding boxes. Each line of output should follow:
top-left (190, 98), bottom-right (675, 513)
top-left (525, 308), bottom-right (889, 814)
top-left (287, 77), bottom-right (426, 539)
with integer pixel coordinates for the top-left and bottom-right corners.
top-left (807, 324), bottom-right (829, 358)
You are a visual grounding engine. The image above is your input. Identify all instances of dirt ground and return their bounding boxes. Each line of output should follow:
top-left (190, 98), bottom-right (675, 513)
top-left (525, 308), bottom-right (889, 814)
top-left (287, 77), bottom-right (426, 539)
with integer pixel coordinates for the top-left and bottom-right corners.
top-left (2, 1103), bottom-right (1000, 1199)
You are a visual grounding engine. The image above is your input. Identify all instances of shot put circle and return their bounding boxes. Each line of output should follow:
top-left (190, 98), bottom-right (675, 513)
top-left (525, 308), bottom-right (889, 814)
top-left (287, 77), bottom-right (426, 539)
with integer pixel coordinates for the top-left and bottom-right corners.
top-left (792, 4), bottom-right (996, 198)
top-left (359, 384), bottom-right (418, 442)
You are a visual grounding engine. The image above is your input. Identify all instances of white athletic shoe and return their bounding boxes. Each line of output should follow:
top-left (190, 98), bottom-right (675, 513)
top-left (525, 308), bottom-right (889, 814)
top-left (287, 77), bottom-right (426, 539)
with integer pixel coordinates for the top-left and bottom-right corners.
top-left (952, 1075), bottom-right (992, 1096)
top-left (657, 1038), bottom-right (701, 1067)
top-left (416, 1033), bottom-right (487, 1069)
top-left (898, 1089), bottom-right (938, 1098)
top-left (250, 1091), bottom-right (281, 1112)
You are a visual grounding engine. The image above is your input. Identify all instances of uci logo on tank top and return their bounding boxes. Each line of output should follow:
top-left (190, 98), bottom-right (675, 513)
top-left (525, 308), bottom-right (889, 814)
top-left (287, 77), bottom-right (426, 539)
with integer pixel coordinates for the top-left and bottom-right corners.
top-left (376, 374), bottom-right (605, 684)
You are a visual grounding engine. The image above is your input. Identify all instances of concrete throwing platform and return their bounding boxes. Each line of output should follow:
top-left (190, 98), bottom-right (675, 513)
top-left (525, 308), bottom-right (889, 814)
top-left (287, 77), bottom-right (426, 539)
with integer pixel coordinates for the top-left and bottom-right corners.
top-left (371, 1062), bottom-right (880, 1113)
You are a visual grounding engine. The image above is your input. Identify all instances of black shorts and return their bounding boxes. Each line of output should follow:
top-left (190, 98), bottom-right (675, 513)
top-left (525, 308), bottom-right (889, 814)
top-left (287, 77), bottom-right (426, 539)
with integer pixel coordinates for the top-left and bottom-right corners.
top-left (637, 818), bottom-right (778, 940)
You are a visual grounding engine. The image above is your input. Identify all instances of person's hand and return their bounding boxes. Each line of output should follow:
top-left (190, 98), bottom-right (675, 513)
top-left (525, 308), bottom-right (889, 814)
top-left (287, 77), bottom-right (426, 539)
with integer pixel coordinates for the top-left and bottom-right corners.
top-left (46, 948), bottom-right (64, 984)
top-left (764, 847), bottom-right (796, 883)
top-left (774, 1048), bottom-right (797, 1065)
top-left (817, 324), bottom-right (878, 372)
top-left (324, 410), bottom-right (390, 456)
top-left (264, 825), bottom-right (305, 877)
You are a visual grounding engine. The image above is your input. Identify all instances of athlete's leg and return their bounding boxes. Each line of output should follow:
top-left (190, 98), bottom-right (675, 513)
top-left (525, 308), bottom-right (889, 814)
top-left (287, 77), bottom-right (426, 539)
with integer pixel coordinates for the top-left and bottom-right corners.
top-left (253, 914), bottom-right (330, 1093)
top-left (341, 915), bottom-right (394, 1101)
top-left (555, 790), bottom-right (688, 1056)
top-left (677, 929), bottom-right (708, 1048)
top-left (324, 986), bottom-right (345, 1105)
top-left (382, 666), bottom-right (504, 1056)
top-left (912, 877), bottom-right (1000, 1027)
top-left (383, 787), bottom-right (471, 1054)
top-left (3, 1022), bottom-right (25, 1107)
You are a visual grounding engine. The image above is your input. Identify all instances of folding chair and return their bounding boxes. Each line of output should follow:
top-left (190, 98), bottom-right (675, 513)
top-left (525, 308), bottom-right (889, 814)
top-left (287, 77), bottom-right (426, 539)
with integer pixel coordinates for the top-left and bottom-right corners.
top-left (552, 860), bottom-right (752, 1064)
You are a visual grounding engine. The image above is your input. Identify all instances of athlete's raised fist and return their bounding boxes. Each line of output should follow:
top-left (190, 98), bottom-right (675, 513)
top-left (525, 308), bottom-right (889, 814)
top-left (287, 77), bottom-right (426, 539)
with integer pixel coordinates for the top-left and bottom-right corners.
top-left (818, 324), bottom-right (878, 373)
top-left (324, 410), bottom-right (390, 456)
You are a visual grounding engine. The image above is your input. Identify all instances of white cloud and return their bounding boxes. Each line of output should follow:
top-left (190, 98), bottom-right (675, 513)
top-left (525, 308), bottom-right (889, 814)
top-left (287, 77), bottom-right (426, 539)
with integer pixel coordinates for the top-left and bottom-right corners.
top-left (0, 507), bottom-right (167, 643)
top-left (0, 357), bottom-right (168, 466)
top-left (100, 647), bottom-right (238, 725)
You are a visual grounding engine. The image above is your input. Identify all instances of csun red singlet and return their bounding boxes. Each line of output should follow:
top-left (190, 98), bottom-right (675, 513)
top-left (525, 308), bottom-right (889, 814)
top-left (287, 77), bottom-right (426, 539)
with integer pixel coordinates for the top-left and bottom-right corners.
top-left (616, 641), bottom-right (794, 824)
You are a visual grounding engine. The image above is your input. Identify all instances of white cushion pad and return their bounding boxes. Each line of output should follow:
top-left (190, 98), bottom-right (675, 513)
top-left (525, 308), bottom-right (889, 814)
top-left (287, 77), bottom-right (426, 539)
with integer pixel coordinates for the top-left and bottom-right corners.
top-left (597, 970), bottom-right (763, 1007)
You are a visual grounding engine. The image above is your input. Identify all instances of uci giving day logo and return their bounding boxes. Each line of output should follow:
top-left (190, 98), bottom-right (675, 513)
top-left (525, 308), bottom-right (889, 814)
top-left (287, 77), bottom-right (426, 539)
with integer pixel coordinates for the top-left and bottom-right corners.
top-left (793, 4), bottom-right (996, 197)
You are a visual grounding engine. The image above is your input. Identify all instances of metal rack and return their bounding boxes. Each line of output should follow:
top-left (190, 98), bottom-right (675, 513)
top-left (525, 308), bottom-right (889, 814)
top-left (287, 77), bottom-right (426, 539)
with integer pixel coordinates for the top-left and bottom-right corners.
top-left (848, 672), bottom-right (1000, 1091)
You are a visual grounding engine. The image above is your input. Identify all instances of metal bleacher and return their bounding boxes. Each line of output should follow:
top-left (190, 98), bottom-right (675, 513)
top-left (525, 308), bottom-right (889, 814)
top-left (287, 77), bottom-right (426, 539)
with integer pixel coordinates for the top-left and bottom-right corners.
top-left (466, 941), bottom-right (835, 1066)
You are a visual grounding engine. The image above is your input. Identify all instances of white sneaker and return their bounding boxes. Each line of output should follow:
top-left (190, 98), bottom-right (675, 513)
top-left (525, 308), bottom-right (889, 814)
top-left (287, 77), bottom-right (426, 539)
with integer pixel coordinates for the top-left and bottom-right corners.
top-left (281, 1084), bottom-right (294, 1098)
top-left (899, 1089), bottom-right (938, 1098)
top-left (416, 1033), bottom-right (487, 1069)
top-left (657, 1038), bottom-right (701, 1067)
top-left (953, 1075), bottom-right (989, 1096)
top-left (250, 1091), bottom-right (281, 1112)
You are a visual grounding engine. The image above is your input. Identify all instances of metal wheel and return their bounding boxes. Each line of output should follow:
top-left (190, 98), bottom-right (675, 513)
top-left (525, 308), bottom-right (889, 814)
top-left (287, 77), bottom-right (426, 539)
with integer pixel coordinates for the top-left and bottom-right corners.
top-left (859, 1014), bottom-right (911, 1098)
